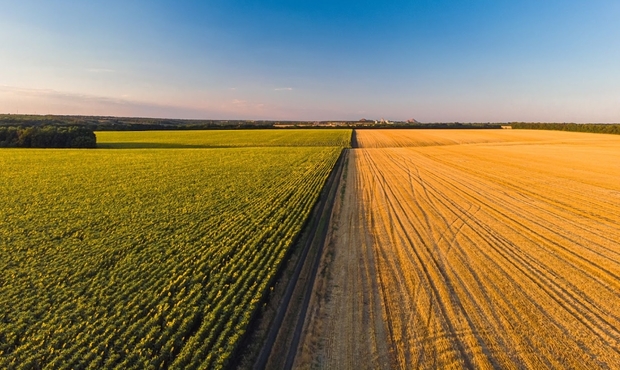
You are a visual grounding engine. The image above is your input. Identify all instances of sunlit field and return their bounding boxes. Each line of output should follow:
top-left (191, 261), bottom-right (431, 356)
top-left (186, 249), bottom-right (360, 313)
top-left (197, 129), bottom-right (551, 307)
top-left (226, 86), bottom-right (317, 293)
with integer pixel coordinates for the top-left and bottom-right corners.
top-left (0, 130), bottom-right (349, 369)
top-left (96, 129), bottom-right (351, 148)
top-left (298, 129), bottom-right (620, 369)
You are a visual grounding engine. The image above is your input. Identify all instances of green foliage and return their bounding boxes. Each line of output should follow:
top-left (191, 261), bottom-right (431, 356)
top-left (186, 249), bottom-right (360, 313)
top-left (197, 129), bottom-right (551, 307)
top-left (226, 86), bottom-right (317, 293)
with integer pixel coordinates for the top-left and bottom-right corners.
top-left (0, 114), bottom-right (354, 130)
top-left (0, 125), bottom-right (96, 148)
top-left (96, 129), bottom-right (352, 148)
top-left (0, 130), bottom-right (348, 369)
top-left (510, 122), bottom-right (620, 135)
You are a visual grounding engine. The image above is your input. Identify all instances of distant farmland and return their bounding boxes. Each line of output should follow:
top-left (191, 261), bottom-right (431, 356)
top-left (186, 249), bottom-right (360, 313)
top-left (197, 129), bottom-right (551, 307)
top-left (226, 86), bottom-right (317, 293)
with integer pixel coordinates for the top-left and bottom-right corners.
top-left (0, 130), bottom-right (349, 369)
top-left (96, 129), bottom-right (351, 148)
top-left (297, 129), bottom-right (620, 369)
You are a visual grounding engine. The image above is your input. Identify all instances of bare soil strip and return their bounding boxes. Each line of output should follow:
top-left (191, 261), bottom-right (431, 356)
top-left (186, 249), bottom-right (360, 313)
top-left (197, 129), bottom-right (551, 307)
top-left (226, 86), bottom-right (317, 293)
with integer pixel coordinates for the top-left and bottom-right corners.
top-left (295, 129), bottom-right (620, 369)
top-left (253, 151), bottom-right (346, 370)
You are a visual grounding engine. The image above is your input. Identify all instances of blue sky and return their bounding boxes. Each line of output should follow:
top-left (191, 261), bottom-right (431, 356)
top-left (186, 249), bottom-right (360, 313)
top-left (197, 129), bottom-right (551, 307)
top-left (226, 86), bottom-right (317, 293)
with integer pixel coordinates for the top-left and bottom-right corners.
top-left (1, 0), bottom-right (619, 121)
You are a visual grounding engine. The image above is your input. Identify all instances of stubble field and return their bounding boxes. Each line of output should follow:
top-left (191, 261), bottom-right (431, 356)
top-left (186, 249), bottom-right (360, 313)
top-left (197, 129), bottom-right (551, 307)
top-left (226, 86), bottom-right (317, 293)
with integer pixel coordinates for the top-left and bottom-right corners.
top-left (297, 129), bottom-right (620, 369)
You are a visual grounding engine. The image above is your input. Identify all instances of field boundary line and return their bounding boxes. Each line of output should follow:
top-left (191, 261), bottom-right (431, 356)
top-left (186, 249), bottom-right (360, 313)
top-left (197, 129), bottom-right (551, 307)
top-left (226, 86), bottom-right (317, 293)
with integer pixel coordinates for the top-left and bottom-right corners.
top-left (252, 149), bottom-right (347, 370)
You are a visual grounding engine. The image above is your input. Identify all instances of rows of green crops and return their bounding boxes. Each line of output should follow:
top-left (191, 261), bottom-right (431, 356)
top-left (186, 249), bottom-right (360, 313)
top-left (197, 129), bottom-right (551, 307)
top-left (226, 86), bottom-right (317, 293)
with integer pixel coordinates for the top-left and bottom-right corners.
top-left (96, 129), bottom-right (352, 148)
top-left (0, 130), bottom-right (349, 369)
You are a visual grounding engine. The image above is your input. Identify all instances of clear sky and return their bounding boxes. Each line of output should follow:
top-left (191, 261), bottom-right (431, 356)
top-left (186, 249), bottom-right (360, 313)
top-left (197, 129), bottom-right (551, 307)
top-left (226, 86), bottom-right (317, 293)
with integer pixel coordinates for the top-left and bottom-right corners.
top-left (1, 0), bottom-right (619, 122)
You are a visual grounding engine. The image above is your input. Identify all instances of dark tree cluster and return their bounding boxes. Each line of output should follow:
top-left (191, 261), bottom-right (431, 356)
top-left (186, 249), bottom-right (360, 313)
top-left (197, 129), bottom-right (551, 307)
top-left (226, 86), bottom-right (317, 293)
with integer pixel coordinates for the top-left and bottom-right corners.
top-left (0, 126), bottom-right (97, 148)
top-left (511, 122), bottom-right (620, 135)
top-left (0, 114), bottom-right (278, 130)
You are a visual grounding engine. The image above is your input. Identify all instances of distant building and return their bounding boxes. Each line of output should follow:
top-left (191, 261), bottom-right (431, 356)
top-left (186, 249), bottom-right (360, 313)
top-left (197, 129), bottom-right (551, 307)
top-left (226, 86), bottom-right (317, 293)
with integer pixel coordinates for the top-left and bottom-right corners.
top-left (501, 125), bottom-right (513, 129)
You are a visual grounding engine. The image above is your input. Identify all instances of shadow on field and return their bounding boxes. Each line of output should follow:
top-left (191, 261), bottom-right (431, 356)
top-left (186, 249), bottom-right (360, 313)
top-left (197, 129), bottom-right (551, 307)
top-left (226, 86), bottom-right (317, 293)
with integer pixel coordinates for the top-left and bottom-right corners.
top-left (350, 129), bottom-right (358, 148)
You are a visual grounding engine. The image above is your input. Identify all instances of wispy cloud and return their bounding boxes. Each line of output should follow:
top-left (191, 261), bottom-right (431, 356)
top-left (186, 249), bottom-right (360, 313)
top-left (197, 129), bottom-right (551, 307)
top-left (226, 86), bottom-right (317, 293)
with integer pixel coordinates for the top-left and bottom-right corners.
top-left (227, 99), bottom-right (266, 110)
top-left (274, 87), bottom-right (293, 91)
top-left (0, 85), bottom-right (331, 120)
top-left (0, 85), bottom-right (229, 119)
top-left (85, 68), bottom-right (115, 73)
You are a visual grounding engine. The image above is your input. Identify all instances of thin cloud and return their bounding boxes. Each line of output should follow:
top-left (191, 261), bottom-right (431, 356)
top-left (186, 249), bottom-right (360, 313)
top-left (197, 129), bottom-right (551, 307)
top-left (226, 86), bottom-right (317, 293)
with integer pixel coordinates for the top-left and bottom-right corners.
top-left (274, 87), bottom-right (293, 91)
top-left (86, 68), bottom-right (115, 73)
top-left (0, 85), bottom-right (331, 120)
top-left (0, 85), bottom-right (227, 119)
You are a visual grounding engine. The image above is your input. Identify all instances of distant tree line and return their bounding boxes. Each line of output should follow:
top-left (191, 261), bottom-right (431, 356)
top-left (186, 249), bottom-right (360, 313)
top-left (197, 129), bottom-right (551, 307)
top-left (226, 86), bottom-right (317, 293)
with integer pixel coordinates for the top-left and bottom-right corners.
top-left (0, 115), bottom-right (283, 130)
top-left (0, 114), bottom-right (508, 131)
top-left (375, 122), bottom-right (502, 129)
top-left (511, 122), bottom-right (620, 135)
top-left (0, 126), bottom-right (97, 148)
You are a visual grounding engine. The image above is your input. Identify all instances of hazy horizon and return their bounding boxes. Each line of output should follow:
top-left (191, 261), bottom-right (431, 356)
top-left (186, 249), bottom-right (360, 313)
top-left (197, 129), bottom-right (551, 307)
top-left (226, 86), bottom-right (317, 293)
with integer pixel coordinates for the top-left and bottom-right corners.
top-left (2, 1), bottom-right (619, 122)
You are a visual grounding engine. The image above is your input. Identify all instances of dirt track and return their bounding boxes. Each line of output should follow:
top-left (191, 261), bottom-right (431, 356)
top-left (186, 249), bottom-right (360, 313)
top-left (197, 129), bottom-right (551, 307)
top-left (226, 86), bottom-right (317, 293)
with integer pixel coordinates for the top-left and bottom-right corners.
top-left (294, 129), bottom-right (620, 369)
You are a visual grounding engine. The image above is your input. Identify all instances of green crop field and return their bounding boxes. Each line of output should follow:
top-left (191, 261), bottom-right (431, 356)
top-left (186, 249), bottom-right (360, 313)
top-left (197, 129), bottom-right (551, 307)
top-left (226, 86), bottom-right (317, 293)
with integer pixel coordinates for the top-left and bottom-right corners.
top-left (96, 129), bottom-right (352, 148)
top-left (0, 130), bottom-right (349, 369)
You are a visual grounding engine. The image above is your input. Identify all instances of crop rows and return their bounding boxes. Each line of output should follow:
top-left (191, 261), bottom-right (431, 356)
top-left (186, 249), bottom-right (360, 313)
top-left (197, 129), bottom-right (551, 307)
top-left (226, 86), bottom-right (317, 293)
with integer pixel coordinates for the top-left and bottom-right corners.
top-left (96, 129), bottom-right (352, 149)
top-left (0, 143), bottom-right (343, 369)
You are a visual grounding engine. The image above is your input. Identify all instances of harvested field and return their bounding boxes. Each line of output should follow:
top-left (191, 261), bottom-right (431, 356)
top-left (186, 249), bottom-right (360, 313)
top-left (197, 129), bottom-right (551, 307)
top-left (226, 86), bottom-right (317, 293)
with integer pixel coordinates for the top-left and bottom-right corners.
top-left (296, 129), bottom-right (620, 369)
top-left (353, 128), bottom-right (620, 148)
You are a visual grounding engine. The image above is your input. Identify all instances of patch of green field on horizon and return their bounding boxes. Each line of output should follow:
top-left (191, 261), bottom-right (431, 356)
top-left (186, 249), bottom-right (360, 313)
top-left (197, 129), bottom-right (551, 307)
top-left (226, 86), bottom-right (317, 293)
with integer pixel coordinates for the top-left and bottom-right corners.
top-left (96, 129), bottom-right (351, 148)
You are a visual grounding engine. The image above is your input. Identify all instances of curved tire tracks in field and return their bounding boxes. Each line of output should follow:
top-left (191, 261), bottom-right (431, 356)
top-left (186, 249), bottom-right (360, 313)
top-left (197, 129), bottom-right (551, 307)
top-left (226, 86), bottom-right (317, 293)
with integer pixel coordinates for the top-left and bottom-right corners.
top-left (295, 129), bottom-right (620, 369)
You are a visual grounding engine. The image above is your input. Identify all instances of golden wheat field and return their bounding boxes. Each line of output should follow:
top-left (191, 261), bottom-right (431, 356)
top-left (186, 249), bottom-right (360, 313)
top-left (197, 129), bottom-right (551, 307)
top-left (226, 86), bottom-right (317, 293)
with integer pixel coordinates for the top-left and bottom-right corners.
top-left (296, 129), bottom-right (620, 369)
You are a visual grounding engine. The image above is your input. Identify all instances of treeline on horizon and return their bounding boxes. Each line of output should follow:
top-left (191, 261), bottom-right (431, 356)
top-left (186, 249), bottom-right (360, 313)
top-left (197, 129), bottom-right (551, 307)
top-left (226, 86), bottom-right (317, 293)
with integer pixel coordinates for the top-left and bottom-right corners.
top-left (3, 114), bottom-right (619, 136)
top-left (511, 122), bottom-right (620, 135)
top-left (0, 114), bottom-right (502, 130)
top-left (0, 126), bottom-right (96, 148)
top-left (0, 114), bottom-right (271, 131)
